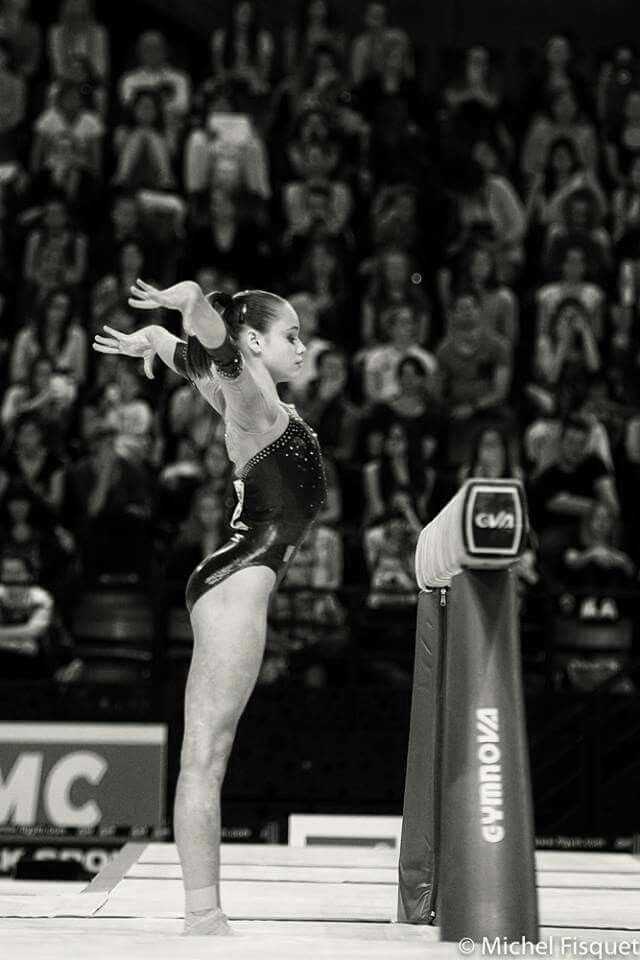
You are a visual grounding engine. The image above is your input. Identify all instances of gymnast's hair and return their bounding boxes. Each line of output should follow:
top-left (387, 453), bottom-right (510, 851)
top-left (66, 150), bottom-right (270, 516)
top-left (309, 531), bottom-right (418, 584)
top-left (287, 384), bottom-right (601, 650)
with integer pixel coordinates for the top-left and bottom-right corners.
top-left (185, 289), bottom-right (288, 380)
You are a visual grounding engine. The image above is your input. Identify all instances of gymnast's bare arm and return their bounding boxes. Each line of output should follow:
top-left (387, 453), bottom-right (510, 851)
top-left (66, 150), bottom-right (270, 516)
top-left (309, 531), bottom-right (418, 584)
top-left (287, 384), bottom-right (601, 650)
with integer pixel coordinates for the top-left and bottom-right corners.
top-left (92, 279), bottom-right (226, 379)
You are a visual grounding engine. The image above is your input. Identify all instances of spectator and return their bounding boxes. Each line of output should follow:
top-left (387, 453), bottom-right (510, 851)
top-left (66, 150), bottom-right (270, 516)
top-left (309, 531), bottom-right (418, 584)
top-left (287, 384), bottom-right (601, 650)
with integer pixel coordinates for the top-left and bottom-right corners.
top-left (444, 45), bottom-right (504, 117)
top-left (442, 47), bottom-right (512, 163)
top-left (521, 33), bottom-right (590, 123)
top-left (446, 156), bottom-right (526, 284)
top-left (357, 30), bottom-right (421, 128)
top-left (292, 237), bottom-right (352, 348)
top-left (1, 354), bottom-right (77, 450)
top-left (525, 136), bottom-right (608, 234)
top-left (361, 247), bottom-right (431, 346)
top-left (604, 88), bottom-right (640, 187)
top-left (184, 79), bottom-right (270, 204)
top-left (597, 44), bottom-right (640, 131)
top-left (363, 421), bottom-right (433, 525)
top-left (530, 414), bottom-right (619, 551)
top-left (211, 0), bottom-right (274, 96)
top-left (521, 88), bottom-right (598, 184)
top-left (92, 191), bottom-right (150, 277)
top-left (62, 424), bottom-right (155, 582)
top-left (22, 196), bottom-right (88, 305)
top-left (295, 346), bottom-right (360, 466)
top-left (542, 189), bottom-right (612, 283)
top-left (529, 296), bottom-right (601, 418)
top-left (434, 290), bottom-right (512, 464)
top-left (24, 130), bottom-right (103, 231)
top-left (612, 153), bottom-right (640, 265)
top-left (10, 287), bottom-right (88, 385)
top-left (0, 37), bottom-right (25, 162)
top-left (282, 140), bottom-right (353, 242)
top-left (0, 0), bottom-right (41, 79)
top-left (156, 436), bottom-right (203, 534)
top-left (165, 487), bottom-right (226, 585)
top-left (112, 90), bottom-right (175, 191)
top-left (47, 0), bottom-right (108, 84)
top-left (0, 552), bottom-right (54, 678)
top-left (535, 244), bottom-right (605, 339)
top-left (31, 80), bottom-right (104, 177)
top-left (364, 504), bottom-right (418, 607)
top-left (459, 423), bottom-right (523, 483)
top-left (119, 31), bottom-right (190, 151)
top-left (0, 414), bottom-right (65, 517)
top-left (364, 354), bottom-right (441, 467)
top-left (99, 362), bottom-right (155, 464)
top-left (350, 1), bottom-right (413, 87)
top-left (361, 304), bottom-right (437, 405)
top-left (284, 291), bottom-right (334, 399)
top-left (283, 0), bottom-right (345, 76)
top-left (440, 243), bottom-right (519, 349)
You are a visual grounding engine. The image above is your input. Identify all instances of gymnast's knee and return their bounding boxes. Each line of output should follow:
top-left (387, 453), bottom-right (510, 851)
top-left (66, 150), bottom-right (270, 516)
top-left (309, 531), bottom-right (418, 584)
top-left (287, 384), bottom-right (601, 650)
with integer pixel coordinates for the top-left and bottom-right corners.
top-left (179, 727), bottom-right (236, 788)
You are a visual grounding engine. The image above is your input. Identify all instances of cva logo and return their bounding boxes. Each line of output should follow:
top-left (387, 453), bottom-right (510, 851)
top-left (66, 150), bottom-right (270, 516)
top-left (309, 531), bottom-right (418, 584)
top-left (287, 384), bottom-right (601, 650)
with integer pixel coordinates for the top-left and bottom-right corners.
top-left (474, 511), bottom-right (515, 530)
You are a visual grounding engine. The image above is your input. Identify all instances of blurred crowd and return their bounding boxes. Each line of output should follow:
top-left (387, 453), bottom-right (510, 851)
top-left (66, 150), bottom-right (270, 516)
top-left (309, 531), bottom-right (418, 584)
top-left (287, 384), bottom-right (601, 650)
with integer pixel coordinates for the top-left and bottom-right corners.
top-left (1, 0), bottom-right (640, 692)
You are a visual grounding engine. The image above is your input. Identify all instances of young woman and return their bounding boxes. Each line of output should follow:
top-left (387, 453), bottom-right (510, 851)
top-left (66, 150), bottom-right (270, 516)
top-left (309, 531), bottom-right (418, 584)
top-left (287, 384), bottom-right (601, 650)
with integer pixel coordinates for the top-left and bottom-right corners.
top-left (93, 279), bottom-right (326, 935)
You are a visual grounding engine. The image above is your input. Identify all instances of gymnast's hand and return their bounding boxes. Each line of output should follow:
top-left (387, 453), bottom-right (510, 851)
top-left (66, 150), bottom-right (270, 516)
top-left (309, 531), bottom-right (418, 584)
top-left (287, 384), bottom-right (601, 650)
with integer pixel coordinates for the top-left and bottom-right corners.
top-left (92, 325), bottom-right (157, 379)
top-left (128, 279), bottom-right (204, 333)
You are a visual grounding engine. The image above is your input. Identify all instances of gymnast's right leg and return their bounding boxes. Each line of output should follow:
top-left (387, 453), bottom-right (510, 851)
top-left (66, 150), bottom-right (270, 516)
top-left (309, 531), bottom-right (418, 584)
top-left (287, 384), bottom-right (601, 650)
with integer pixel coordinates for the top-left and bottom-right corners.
top-left (173, 565), bottom-right (276, 935)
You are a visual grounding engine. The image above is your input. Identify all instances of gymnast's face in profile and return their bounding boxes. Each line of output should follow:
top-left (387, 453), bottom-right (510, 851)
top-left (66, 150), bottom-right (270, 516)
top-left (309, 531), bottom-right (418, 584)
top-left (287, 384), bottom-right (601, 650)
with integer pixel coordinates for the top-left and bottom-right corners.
top-left (252, 301), bottom-right (306, 384)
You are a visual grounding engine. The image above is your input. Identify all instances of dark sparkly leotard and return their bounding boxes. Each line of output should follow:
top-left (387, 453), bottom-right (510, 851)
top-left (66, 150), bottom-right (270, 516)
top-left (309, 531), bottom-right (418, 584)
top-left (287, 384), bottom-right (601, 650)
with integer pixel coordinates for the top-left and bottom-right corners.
top-left (173, 337), bottom-right (327, 614)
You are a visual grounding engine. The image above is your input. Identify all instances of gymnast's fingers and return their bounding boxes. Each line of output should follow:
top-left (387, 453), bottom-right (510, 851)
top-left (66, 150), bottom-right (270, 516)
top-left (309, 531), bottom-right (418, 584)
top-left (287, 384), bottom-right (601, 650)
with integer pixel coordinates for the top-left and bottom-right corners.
top-left (92, 342), bottom-right (120, 354)
top-left (102, 324), bottom-right (124, 338)
top-left (128, 297), bottom-right (158, 309)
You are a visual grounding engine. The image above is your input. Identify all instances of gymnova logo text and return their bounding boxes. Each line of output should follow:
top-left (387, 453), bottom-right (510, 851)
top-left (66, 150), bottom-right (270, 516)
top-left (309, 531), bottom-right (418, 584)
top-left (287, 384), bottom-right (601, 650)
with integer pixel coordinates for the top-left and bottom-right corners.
top-left (477, 707), bottom-right (504, 843)
top-left (474, 511), bottom-right (515, 530)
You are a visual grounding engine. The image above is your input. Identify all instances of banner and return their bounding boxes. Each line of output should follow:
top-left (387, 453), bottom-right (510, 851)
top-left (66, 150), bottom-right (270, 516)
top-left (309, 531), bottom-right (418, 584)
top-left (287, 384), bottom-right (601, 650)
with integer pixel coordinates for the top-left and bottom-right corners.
top-left (0, 723), bottom-right (167, 831)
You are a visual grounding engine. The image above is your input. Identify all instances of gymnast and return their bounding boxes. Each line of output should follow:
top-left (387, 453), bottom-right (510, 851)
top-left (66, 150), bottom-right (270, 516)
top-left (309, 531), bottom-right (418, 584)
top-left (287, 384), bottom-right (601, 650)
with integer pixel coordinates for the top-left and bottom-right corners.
top-left (93, 279), bottom-right (327, 935)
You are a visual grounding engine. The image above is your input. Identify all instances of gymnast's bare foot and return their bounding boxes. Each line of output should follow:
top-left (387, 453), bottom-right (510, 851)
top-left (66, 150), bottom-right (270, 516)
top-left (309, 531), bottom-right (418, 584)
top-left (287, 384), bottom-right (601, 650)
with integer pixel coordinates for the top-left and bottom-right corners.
top-left (182, 906), bottom-right (239, 936)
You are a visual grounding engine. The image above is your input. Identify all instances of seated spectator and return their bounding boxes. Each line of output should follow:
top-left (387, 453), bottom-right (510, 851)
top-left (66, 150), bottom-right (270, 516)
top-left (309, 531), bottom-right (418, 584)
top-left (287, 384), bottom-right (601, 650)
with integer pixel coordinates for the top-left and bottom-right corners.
top-left (284, 108), bottom-right (342, 183)
top-left (94, 240), bottom-right (151, 318)
top-left (459, 423), bottom-right (524, 483)
top-left (364, 354), bottom-right (442, 466)
top-left (363, 504), bottom-right (418, 608)
top-left (0, 0), bottom-right (41, 79)
top-left (606, 304), bottom-right (640, 408)
top-left (529, 297), bottom-right (601, 419)
top-left (370, 184), bottom-right (432, 267)
top-left (604, 88), bottom-right (640, 187)
top-left (0, 414), bottom-right (65, 517)
top-left (99, 363), bottom-right (155, 464)
top-left (543, 189), bottom-right (612, 283)
top-left (547, 502), bottom-right (636, 694)
top-left (434, 290), bottom-right (513, 464)
top-left (62, 424), bottom-right (156, 582)
top-left (356, 29), bottom-right (421, 128)
top-left (284, 291), bottom-right (334, 399)
top-left (0, 552), bottom-right (54, 678)
top-left (521, 88), bottom-right (598, 184)
top-left (445, 156), bottom-right (525, 284)
top-left (283, 0), bottom-right (346, 76)
top-left (0, 37), bottom-right (25, 162)
top-left (119, 30), bottom-right (190, 152)
top-left (187, 185), bottom-right (271, 287)
top-left (442, 46), bottom-right (512, 164)
top-left (22, 195), bottom-right (88, 300)
top-left (292, 237), bottom-right (353, 348)
top-left (156, 437), bottom-right (203, 534)
top-left (439, 244), bottom-right (519, 349)
top-left (184, 79), bottom-right (270, 204)
top-left (47, 0), bottom-right (108, 83)
top-left (23, 131), bottom-right (103, 232)
top-left (361, 247), bottom-right (431, 346)
top-left (211, 0), bottom-right (274, 96)
top-left (612, 154), bottom-right (640, 264)
top-left (521, 33), bottom-right (590, 120)
top-left (166, 382), bottom-right (224, 458)
top-left (112, 90), bottom-right (175, 191)
top-left (597, 44), bottom-right (640, 131)
top-left (165, 487), bottom-right (227, 585)
top-left (1, 354), bottom-right (77, 451)
top-left (10, 287), bottom-right (88, 386)
top-left (295, 346), bottom-right (360, 466)
top-left (31, 80), bottom-right (104, 177)
top-left (525, 137), bottom-right (608, 234)
top-left (91, 191), bottom-right (156, 278)
top-left (530, 414), bottom-right (620, 552)
top-left (361, 305), bottom-right (437, 405)
top-left (363, 422), bottom-right (433, 526)
top-left (0, 483), bottom-right (80, 618)
top-left (282, 141), bottom-right (353, 243)
top-left (444, 44), bottom-right (504, 117)
top-left (535, 244), bottom-right (605, 339)
top-left (350, 0), bottom-right (413, 87)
